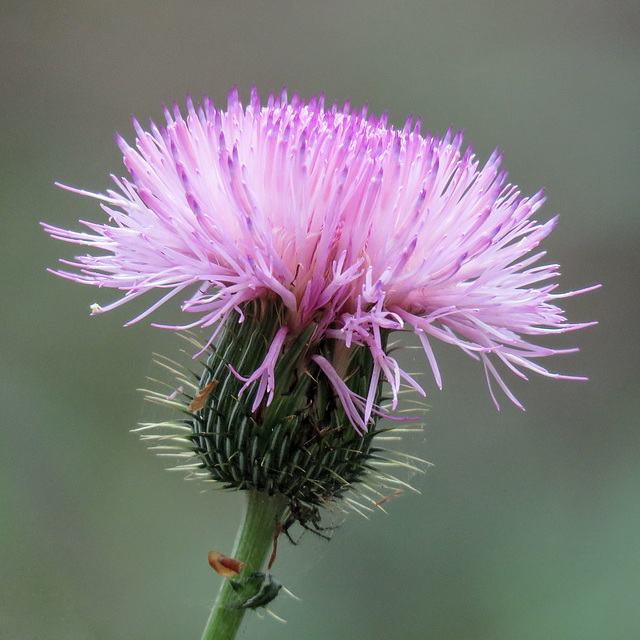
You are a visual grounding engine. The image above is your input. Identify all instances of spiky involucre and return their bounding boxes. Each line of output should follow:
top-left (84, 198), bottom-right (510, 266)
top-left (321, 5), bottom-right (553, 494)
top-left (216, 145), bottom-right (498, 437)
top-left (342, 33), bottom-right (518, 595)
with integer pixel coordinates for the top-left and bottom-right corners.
top-left (44, 86), bottom-right (594, 431)
top-left (139, 300), bottom-right (423, 515)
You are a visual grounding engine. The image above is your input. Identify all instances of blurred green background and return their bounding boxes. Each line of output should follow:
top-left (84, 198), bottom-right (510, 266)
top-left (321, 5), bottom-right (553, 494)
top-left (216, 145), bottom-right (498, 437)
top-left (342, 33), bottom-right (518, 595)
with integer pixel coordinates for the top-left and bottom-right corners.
top-left (1, 1), bottom-right (638, 638)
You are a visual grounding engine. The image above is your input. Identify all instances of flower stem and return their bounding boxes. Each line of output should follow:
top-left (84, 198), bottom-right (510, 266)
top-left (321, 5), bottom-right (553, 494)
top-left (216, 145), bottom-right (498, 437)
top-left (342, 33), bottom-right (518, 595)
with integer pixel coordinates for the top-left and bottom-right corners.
top-left (200, 491), bottom-right (288, 640)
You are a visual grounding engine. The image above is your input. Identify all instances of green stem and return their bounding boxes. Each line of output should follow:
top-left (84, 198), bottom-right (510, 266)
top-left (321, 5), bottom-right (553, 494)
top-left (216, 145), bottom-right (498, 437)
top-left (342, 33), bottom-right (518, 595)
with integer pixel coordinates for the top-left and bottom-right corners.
top-left (200, 491), bottom-right (287, 640)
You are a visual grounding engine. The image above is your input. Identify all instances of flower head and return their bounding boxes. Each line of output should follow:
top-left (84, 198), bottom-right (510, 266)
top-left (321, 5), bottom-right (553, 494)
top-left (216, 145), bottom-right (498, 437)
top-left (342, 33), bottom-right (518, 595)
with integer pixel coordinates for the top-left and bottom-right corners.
top-left (44, 86), bottom-right (595, 431)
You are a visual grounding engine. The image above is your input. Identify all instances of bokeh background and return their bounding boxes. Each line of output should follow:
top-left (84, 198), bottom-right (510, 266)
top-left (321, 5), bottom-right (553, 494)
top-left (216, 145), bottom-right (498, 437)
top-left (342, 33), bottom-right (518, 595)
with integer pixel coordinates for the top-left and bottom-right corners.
top-left (1, 1), bottom-right (638, 639)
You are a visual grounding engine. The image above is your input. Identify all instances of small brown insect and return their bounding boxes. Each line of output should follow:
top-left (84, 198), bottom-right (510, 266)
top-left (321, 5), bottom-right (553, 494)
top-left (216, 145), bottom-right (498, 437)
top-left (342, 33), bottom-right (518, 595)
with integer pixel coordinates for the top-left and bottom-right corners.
top-left (208, 551), bottom-right (245, 578)
top-left (188, 379), bottom-right (218, 412)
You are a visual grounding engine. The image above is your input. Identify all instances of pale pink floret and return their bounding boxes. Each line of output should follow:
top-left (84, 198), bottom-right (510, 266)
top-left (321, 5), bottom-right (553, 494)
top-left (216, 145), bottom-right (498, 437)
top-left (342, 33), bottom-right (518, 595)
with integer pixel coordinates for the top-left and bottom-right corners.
top-left (43, 86), bottom-right (596, 430)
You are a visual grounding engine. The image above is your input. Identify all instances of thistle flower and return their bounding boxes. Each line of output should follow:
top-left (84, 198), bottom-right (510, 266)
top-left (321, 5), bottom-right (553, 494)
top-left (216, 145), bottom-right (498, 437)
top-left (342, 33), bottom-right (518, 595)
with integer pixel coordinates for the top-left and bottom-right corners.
top-left (44, 86), bottom-right (595, 636)
top-left (44, 86), bottom-right (592, 424)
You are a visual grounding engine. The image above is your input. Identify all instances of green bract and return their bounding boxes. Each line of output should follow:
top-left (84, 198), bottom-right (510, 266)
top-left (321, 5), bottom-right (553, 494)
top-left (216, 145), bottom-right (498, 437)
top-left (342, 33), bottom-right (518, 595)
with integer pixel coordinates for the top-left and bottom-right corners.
top-left (139, 299), bottom-right (422, 530)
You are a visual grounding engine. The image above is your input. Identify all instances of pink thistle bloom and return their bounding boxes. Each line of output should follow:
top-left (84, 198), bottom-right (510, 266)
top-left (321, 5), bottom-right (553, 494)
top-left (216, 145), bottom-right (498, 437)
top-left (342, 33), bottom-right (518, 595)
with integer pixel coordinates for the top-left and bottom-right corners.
top-left (44, 86), bottom-right (596, 430)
